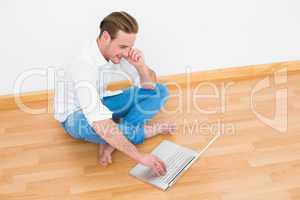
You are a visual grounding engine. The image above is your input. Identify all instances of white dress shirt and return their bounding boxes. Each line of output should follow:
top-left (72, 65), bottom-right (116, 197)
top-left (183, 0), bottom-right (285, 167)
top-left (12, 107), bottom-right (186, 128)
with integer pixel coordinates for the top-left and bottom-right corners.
top-left (53, 40), bottom-right (141, 126)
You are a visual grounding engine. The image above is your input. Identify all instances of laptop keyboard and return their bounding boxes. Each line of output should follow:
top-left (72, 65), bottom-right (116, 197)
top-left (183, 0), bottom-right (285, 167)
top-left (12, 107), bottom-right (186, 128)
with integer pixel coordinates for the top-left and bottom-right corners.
top-left (157, 150), bottom-right (195, 184)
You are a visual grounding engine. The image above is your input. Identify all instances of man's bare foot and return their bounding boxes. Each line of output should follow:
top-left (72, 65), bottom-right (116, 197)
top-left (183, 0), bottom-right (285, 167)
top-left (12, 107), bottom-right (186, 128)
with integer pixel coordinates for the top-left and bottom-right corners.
top-left (144, 122), bottom-right (177, 138)
top-left (98, 143), bottom-right (115, 166)
top-left (154, 122), bottom-right (177, 134)
top-left (98, 144), bottom-right (104, 160)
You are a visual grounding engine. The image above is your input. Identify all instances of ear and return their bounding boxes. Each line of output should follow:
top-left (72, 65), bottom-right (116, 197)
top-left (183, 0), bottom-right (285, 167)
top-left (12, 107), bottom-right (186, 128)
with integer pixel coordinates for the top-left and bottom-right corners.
top-left (102, 31), bottom-right (111, 42)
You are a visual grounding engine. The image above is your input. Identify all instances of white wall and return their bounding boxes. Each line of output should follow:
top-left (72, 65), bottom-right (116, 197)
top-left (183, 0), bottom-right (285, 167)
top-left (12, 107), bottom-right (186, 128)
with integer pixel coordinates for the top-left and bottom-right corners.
top-left (0, 0), bottom-right (299, 95)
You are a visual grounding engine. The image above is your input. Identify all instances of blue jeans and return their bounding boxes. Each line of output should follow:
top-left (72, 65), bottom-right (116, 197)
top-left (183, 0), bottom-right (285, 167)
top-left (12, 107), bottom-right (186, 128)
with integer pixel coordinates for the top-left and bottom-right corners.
top-left (61, 83), bottom-right (169, 144)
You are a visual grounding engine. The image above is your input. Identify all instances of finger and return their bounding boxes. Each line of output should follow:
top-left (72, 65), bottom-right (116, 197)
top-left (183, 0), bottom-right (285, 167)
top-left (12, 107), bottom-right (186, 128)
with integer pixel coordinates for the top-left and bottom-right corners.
top-left (151, 170), bottom-right (156, 177)
top-left (154, 162), bottom-right (165, 176)
top-left (131, 49), bottom-right (137, 59)
top-left (130, 51), bottom-right (135, 60)
top-left (129, 51), bottom-right (135, 61)
top-left (132, 51), bottom-right (138, 61)
top-left (128, 48), bottom-right (134, 58)
top-left (132, 52), bottom-right (137, 61)
top-left (127, 49), bottom-right (131, 58)
top-left (133, 50), bottom-right (141, 61)
top-left (154, 168), bottom-right (161, 177)
top-left (155, 156), bottom-right (166, 170)
top-left (135, 54), bottom-right (141, 62)
top-left (151, 167), bottom-right (159, 177)
top-left (157, 159), bottom-right (167, 174)
top-left (163, 163), bottom-right (167, 173)
top-left (159, 164), bottom-right (166, 176)
top-left (136, 54), bottom-right (141, 62)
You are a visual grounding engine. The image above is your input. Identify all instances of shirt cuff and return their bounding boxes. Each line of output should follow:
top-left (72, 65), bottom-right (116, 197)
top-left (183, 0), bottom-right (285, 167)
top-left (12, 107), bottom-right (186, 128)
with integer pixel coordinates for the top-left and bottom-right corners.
top-left (82, 106), bottom-right (113, 126)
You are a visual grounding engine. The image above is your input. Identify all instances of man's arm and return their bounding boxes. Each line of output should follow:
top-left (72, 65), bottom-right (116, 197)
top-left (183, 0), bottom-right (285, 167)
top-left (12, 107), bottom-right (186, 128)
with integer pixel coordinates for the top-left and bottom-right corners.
top-left (125, 48), bottom-right (158, 90)
top-left (136, 65), bottom-right (158, 89)
top-left (92, 119), bottom-right (166, 176)
top-left (92, 119), bottom-right (142, 161)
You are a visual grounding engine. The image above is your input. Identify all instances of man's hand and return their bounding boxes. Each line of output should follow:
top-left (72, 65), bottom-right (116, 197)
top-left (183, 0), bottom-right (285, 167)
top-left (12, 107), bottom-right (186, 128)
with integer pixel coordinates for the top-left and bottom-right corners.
top-left (125, 48), bottom-right (157, 89)
top-left (140, 153), bottom-right (167, 176)
top-left (125, 48), bottom-right (145, 69)
top-left (93, 119), bottom-right (167, 176)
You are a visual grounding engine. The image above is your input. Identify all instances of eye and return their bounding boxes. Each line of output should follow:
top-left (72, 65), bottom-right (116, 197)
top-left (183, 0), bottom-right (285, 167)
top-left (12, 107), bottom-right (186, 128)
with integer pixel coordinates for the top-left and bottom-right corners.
top-left (120, 46), bottom-right (128, 49)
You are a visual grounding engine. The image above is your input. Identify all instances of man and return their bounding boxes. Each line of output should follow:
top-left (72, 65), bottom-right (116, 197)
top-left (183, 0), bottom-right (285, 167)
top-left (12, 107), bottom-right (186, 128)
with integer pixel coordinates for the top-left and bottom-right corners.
top-left (54, 11), bottom-right (175, 176)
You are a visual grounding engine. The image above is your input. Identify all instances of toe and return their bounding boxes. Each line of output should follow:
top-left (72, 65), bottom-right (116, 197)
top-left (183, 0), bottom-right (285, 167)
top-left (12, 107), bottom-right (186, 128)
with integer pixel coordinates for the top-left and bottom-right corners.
top-left (100, 159), bottom-right (108, 166)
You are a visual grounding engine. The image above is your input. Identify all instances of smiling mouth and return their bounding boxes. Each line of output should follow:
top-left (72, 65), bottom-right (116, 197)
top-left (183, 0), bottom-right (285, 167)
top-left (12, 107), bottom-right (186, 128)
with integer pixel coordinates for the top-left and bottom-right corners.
top-left (113, 57), bottom-right (121, 63)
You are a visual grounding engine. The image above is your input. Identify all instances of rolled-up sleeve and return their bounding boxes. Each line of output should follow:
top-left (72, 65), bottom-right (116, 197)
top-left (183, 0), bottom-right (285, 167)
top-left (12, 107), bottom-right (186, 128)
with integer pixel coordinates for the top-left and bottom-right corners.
top-left (70, 60), bottom-right (113, 126)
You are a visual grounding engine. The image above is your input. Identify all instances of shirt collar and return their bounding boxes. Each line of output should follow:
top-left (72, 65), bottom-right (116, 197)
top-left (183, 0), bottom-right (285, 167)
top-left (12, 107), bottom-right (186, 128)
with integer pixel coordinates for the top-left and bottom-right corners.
top-left (82, 39), bottom-right (108, 66)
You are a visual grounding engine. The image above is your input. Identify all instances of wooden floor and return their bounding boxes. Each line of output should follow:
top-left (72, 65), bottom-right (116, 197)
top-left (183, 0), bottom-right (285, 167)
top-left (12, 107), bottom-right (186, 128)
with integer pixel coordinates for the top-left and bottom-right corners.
top-left (0, 71), bottom-right (300, 200)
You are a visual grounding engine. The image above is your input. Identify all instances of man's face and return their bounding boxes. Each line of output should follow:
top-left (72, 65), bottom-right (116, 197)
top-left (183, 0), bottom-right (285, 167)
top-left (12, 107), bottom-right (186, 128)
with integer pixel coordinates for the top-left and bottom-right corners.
top-left (103, 30), bottom-right (137, 64)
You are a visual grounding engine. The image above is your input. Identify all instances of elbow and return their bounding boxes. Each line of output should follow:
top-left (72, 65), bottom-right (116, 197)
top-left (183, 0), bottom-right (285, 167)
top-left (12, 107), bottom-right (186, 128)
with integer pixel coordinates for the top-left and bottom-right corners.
top-left (141, 82), bottom-right (156, 90)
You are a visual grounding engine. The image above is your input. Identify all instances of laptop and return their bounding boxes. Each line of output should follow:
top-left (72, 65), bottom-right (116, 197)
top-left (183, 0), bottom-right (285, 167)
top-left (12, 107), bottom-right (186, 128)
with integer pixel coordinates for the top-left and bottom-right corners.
top-left (129, 133), bottom-right (220, 191)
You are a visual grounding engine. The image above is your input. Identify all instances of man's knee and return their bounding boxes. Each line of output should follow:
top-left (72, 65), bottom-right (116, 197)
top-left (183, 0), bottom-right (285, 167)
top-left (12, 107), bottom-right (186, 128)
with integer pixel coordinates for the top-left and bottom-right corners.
top-left (155, 83), bottom-right (169, 99)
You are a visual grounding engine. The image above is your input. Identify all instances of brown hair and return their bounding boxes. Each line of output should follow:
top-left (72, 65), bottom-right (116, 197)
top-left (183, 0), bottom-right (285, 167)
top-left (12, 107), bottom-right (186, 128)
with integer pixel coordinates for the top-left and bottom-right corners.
top-left (99, 11), bottom-right (139, 40)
